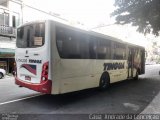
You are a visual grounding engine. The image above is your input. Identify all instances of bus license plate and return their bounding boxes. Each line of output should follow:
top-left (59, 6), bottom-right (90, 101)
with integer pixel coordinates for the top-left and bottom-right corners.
top-left (25, 76), bottom-right (31, 81)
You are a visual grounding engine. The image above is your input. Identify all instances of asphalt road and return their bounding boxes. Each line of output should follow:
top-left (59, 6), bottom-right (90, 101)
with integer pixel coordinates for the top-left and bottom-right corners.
top-left (0, 65), bottom-right (160, 120)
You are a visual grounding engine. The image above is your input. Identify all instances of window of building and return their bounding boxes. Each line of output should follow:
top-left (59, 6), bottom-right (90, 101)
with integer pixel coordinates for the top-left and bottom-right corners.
top-left (4, 13), bottom-right (9, 26)
top-left (12, 15), bottom-right (16, 27)
top-left (0, 12), bottom-right (9, 26)
top-left (0, 13), bottom-right (4, 25)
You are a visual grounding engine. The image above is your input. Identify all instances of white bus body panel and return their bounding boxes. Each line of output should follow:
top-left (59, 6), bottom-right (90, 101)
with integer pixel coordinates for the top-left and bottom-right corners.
top-left (15, 46), bottom-right (49, 83)
top-left (50, 21), bottom-right (130, 94)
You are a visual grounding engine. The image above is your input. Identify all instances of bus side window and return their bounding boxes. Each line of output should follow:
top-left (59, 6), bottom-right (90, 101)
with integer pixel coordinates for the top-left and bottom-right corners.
top-left (56, 27), bottom-right (66, 58)
top-left (89, 36), bottom-right (97, 59)
top-left (97, 38), bottom-right (111, 59)
top-left (56, 26), bottom-right (89, 59)
top-left (78, 33), bottom-right (90, 59)
top-left (66, 31), bottom-right (90, 59)
top-left (113, 43), bottom-right (126, 60)
top-left (67, 32), bottom-right (81, 58)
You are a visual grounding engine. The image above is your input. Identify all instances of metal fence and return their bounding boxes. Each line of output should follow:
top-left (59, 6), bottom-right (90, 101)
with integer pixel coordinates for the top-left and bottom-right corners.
top-left (0, 25), bottom-right (16, 38)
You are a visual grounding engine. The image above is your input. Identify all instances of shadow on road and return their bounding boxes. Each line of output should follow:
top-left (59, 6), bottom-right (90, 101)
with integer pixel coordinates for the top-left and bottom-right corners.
top-left (1, 75), bottom-right (160, 114)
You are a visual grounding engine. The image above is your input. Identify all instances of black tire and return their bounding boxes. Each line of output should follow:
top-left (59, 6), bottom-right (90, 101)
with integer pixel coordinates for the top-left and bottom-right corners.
top-left (134, 71), bottom-right (139, 80)
top-left (99, 73), bottom-right (110, 90)
top-left (0, 72), bottom-right (3, 79)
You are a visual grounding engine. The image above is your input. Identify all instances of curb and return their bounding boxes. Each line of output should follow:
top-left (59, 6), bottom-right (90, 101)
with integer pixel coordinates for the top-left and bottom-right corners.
top-left (140, 92), bottom-right (160, 114)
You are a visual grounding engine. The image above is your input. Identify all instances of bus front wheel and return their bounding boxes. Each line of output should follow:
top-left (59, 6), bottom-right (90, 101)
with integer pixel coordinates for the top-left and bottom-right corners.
top-left (99, 73), bottom-right (110, 90)
top-left (0, 72), bottom-right (3, 79)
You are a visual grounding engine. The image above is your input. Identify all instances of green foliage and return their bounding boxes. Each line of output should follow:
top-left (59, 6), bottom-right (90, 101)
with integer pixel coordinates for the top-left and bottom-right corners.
top-left (111, 0), bottom-right (160, 36)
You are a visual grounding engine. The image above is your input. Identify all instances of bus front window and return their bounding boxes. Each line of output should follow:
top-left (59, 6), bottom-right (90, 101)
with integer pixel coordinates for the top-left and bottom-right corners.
top-left (16, 23), bottom-right (45, 48)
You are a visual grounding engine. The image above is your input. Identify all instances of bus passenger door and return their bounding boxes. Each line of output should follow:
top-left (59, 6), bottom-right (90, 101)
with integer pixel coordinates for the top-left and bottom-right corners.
top-left (128, 48), bottom-right (134, 78)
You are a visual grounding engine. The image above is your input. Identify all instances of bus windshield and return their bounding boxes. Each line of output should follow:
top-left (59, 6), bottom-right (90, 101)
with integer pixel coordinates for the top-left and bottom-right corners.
top-left (16, 23), bottom-right (45, 48)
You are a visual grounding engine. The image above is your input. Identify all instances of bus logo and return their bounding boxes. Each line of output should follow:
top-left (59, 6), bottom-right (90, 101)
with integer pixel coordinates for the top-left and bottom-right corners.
top-left (20, 64), bottom-right (37, 75)
top-left (103, 62), bottom-right (125, 71)
top-left (29, 59), bottom-right (42, 64)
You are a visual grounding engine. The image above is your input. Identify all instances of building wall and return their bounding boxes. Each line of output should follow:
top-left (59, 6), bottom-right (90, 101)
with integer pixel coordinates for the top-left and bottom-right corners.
top-left (0, 1), bottom-right (21, 73)
top-left (0, 36), bottom-right (15, 49)
top-left (8, 0), bottom-right (22, 26)
top-left (0, 0), bottom-right (67, 73)
top-left (22, 4), bottom-right (67, 24)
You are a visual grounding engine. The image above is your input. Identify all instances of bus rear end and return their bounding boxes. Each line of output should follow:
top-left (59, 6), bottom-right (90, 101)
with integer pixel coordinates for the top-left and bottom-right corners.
top-left (15, 21), bottom-right (52, 94)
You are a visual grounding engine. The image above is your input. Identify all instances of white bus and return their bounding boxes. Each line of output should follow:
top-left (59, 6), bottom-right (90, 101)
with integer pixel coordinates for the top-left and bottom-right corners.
top-left (15, 20), bottom-right (145, 94)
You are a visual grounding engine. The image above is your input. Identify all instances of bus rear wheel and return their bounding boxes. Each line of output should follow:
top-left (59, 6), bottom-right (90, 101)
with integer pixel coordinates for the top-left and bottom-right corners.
top-left (134, 71), bottom-right (139, 80)
top-left (99, 73), bottom-right (110, 90)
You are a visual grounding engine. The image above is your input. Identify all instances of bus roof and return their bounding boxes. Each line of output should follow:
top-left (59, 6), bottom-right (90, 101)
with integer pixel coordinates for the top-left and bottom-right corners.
top-left (18, 20), bottom-right (145, 49)
top-left (52, 20), bottom-right (145, 49)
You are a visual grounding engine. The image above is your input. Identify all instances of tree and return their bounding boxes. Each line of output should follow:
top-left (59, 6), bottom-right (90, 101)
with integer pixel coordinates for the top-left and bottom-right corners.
top-left (111, 0), bottom-right (160, 36)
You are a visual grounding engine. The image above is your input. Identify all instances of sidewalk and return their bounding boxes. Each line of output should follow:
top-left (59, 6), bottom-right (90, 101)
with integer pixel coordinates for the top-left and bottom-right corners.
top-left (141, 91), bottom-right (160, 114)
top-left (5, 74), bottom-right (13, 78)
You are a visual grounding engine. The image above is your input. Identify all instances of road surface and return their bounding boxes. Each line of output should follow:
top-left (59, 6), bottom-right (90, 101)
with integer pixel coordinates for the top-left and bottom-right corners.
top-left (0, 65), bottom-right (160, 120)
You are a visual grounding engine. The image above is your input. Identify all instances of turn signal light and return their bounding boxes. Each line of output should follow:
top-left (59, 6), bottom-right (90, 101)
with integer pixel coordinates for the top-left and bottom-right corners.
top-left (41, 62), bottom-right (49, 82)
